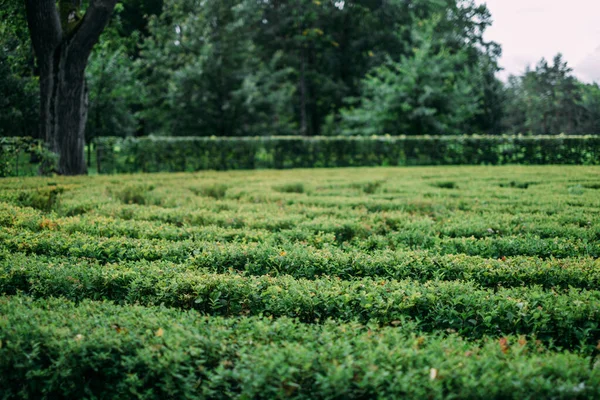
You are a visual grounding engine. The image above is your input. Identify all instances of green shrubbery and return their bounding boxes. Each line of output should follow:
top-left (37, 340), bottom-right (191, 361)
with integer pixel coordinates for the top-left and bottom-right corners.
top-left (93, 135), bottom-right (600, 173)
top-left (2, 136), bottom-right (599, 176)
top-left (2, 254), bottom-right (600, 349)
top-left (192, 183), bottom-right (229, 199)
top-left (0, 137), bottom-right (58, 177)
top-left (107, 183), bottom-right (156, 205)
top-left (2, 297), bottom-right (599, 399)
top-left (1, 166), bottom-right (600, 397)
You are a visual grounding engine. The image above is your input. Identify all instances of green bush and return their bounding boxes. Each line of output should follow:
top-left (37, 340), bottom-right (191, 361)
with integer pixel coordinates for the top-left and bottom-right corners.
top-left (431, 181), bottom-right (458, 189)
top-left (1, 296), bottom-right (599, 399)
top-left (92, 135), bottom-right (600, 174)
top-left (2, 224), bottom-right (597, 266)
top-left (14, 186), bottom-right (65, 212)
top-left (0, 137), bottom-right (57, 177)
top-left (273, 182), bottom-right (305, 194)
top-left (2, 165), bottom-right (600, 397)
top-left (359, 180), bottom-right (384, 194)
top-left (2, 234), bottom-right (600, 291)
top-left (192, 183), bottom-right (229, 199)
top-left (2, 254), bottom-right (600, 349)
top-left (107, 183), bottom-right (155, 205)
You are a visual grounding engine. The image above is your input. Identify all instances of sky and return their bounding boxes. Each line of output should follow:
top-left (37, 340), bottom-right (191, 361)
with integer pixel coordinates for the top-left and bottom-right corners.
top-left (475, 0), bottom-right (600, 83)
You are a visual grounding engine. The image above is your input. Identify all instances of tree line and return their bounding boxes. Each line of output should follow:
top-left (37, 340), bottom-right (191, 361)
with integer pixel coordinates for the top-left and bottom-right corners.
top-left (2, 0), bottom-right (600, 144)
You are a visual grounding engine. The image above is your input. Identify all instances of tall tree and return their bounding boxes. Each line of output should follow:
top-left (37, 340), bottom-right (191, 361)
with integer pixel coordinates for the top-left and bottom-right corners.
top-left (86, 5), bottom-right (141, 150)
top-left (337, 0), bottom-right (501, 136)
top-left (24, 0), bottom-right (117, 175)
top-left (339, 16), bottom-right (481, 136)
top-left (0, 0), bottom-right (39, 138)
top-left (138, 0), bottom-right (297, 137)
top-left (502, 54), bottom-right (591, 135)
top-left (578, 82), bottom-right (600, 133)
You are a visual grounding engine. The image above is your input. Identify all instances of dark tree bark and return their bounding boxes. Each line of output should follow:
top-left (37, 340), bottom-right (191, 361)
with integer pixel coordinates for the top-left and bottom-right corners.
top-left (25, 0), bottom-right (117, 175)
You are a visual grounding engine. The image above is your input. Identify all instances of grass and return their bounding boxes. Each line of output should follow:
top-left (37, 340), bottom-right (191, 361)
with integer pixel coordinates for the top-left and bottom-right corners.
top-left (1, 165), bottom-right (600, 398)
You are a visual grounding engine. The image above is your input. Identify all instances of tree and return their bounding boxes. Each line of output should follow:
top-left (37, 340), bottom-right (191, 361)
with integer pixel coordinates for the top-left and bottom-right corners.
top-left (131, 0), bottom-right (502, 137)
top-left (118, 0), bottom-right (164, 39)
top-left (250, 0), bottom-right (397, 136)
top-left (86, 5), bottom-right (141, 153)
top-left (138, 0), bottom-right (297, 137)
top-left (0, 0), bottom-right (39, 138)
top-left (325, 0), bottom-right (502, 135)
top-left (578, 82), bottom-right (600, 133)
top-left (339, 14), bottom-right (486, 135)
top-left (501, 54), bottom-right (592, 135)
top-left (24, 0), bottom-right (117, 175)
top-left (0, 43), bottom-right (39, 138)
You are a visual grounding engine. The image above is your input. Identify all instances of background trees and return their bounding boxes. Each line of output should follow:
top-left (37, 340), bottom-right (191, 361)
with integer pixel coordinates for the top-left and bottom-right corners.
top-left (1, 0), bottom-right (599, 151)
top-left (0, 0), bottom-right (38, 138)
top-left (131, 0), bottom-right (507, 136)
top-left (502, 54), bottom-right (600, 135)
top-left (24, 0), bottom-right (119, 175)
top-left (85, 4), bottom-right (142, 144)
top-left (339, 15), bottom-right (485, 136)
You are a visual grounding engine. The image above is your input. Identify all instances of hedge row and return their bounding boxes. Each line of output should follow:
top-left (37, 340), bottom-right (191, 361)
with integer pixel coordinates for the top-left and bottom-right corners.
top-left (2, 257), bottom-right (600, 349)
top-left (73, 205), bottom-right (600, 244)
top-left (2, 135), bottom-right (598, 176)
top-left (0, 137), bottom-right (57, 177)
top-left (3, 233), bottom-right (600, 291)
top-left (0, 202), bottom-right (600, 257)
top-left (2, 201), bottom-right (599, 249)
top-left (3, 222), bottom-right (598, 265)
top-left (2, 296), bottom-right (599, 399)
top-left (94, 135), bottom-right (600, 173)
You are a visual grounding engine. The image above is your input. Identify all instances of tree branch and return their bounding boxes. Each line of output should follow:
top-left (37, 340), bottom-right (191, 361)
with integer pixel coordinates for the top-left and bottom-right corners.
top-left (70, 0), bottom-right (118, 59)
top-left (24, 0), bottom-right (62, 59)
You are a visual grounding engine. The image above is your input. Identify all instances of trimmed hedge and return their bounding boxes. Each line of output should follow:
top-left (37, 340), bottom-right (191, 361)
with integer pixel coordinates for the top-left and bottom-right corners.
top-left (3, 238), bottom-right (600, 291)
top-left (2, 224), bottom-right (598, 265)
top-left (2, 136), bottom-right (599, 175)
top-left (2, 165), bottom-right (600, 396)
top-left (94, 135), bottom-right (600, 173)
top-left (2, 256), bottom-right (600, 349)
top-left (4, 200), bottom-right (599, 246)
top-left (1, 296), bottom-right (599, 399)
top-left (0, 136), bottom-right (57, 177)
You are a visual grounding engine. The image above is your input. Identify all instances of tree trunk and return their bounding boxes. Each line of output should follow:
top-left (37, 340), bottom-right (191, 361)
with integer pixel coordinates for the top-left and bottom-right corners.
top-left (25, 0), bottom-right (117, 175)
top-left (43, 43), bottom-right (89, 174)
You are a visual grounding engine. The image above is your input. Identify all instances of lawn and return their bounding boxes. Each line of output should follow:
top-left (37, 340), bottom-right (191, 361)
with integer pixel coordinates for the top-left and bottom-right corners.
top-left (1, 165), bottom-right (600, 398)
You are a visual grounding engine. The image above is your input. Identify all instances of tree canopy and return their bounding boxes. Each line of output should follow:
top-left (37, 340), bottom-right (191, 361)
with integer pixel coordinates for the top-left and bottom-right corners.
top-left (1, 0), bottom-right (599, 150)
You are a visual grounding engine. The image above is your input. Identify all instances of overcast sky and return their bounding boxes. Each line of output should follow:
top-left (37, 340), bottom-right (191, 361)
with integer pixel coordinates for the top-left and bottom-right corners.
top-left (475, 0), bottom-right (600, 82)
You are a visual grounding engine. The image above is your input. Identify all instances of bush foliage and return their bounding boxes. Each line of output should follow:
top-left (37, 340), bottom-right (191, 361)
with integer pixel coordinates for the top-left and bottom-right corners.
top-left (0, 137), bottom-right (58, 177)
top-left (2, 296), bottom-right (600, 399)
top-left (92, 135), bottom-right (600, 174)
top-left (1, 166), bottom-right (600, 397)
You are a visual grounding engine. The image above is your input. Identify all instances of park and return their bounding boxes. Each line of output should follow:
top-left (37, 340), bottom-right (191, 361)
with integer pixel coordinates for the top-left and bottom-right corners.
top-left (1, 0), bottom-right (599, 398)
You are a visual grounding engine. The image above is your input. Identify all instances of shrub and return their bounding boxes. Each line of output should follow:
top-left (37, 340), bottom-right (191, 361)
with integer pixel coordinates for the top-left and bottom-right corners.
top-left (108, 184), bottom-right (155, 205)
top-left (273, 182), bottom-right (305, 194)
top-left (0, 137), bottom-right (57, 177)
top-left (15, 186), bottom-right (65, 212)
top-left (192, 183), bottom-right (229, 199)
top-left (1, 296), bottom-right (599, 399)
top-left (91, 135), bottom-right (600, 174)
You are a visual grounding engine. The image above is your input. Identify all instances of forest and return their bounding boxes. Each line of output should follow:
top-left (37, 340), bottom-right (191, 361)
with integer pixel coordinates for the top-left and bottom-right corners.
top-left (2, 0), bottom-right (600, 143)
